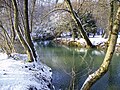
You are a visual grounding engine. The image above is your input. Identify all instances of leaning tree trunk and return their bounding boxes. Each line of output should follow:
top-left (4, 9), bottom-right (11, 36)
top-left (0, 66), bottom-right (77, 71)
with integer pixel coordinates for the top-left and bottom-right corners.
top-left (12, 0), bottom-right (36, 62)
top-left (108, 0), bottom-right (118, 44)
top-left (0, 24), bottom-right (15, 55)
top-left (24, 0), bottom-right (37, 60)
top-left (108, 0), bottom-right (114, 42)
top-left (9, 1), bottom-right (16, 43)
top-left (65, 0), bottom-right (94, 48)
top-left (80, 6), bottom-right (120, 90)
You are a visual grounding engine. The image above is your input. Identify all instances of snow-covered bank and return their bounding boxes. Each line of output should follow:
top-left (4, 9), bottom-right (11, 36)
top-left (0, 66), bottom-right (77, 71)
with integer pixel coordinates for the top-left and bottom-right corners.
top-left (54, 35), bottom-right (120, 55)
top-left (55, 35), bottom-right (120, 47)
top-left (56, 36), bottom-right (108, 46)
top-left (0, 53), bottom-right (53, 90)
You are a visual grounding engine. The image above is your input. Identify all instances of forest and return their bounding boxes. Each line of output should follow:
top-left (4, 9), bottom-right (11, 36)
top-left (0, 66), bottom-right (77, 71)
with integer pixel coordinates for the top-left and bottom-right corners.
top-left (0, 0), bottom-right (120, 90)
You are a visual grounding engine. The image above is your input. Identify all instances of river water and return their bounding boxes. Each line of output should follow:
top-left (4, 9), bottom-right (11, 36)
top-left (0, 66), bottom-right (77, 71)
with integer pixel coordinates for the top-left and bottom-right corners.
top-left (36, 41), bottom-right (120, 90)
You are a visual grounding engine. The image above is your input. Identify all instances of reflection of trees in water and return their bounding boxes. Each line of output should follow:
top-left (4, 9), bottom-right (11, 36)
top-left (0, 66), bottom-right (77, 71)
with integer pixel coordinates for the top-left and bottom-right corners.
top-left (107, 56), bottom-right (120, 90)
top-left (36, 43), bottom-right (105, 89)
top-left (61, 48), bottom-right (95, 90)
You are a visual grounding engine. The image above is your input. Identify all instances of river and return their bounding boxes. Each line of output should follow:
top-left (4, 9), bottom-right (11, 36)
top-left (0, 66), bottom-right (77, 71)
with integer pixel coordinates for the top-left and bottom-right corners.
top-left (35, 41), bottom-right (120, 90)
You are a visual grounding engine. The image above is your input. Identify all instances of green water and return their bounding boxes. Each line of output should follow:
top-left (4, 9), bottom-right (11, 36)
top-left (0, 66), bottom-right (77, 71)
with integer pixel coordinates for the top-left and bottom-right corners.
top-left (36, 41), bottom-right (120, 90)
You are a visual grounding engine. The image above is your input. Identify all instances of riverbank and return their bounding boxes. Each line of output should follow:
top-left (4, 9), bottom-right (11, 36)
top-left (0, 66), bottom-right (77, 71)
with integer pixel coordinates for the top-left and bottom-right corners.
top-left (54, 35), bottom-right (120, 53)
top-left (54, 36), bottom-right (107, 47)
top-left (0, 53), bottom-right (53, 90)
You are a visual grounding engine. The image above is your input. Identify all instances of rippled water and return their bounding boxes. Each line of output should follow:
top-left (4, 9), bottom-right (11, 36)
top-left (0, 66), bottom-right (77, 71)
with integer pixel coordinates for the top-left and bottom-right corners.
top-left (36, 41), bottom-right (120, 90)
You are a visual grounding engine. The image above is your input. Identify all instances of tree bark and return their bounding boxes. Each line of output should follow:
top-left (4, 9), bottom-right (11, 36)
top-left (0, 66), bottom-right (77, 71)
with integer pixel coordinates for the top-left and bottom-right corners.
top-left (24, 0), bottom-right (37, 60)
top-left (80, 6), bottom-right (120, 90)
top-left (12, 0), bottom-right (36, 62)
top-left (0, 25), bottom-right (15, 54)
top-left (30, 0), bottom-right (36, 32)
top-left (108, 0), bottom-right (118, 43)
top-left (65, 0), bottom-right (94, 48)
top-left (9, 1), bottom-right (16, 43)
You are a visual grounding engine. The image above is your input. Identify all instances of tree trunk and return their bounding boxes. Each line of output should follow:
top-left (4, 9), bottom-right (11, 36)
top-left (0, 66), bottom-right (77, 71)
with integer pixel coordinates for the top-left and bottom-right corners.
top-left (108, 0), bottom-right (118, 43)
top-left (65, 0), bottom-right (94, 48)
top-left (0, 25), bottom-right (15, 54)
top-left (12, 0), bottom-right (35, 62)
top-left (9, 1), bottom-right (16, 43)
top-left (30, 0), bottom-right (36, 32)
top-left (80, 6), bottom-right (120, 90)
top-left (24, 0), bottom-right (37, 60)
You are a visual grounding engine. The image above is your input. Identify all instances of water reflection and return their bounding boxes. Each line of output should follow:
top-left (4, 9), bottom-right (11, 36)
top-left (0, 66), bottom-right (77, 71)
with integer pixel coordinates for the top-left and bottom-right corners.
top-left (36, 41), bottom-right (120, 90)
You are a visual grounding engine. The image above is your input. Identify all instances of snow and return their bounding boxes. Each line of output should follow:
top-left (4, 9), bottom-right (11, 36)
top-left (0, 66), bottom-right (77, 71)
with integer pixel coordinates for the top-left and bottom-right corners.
top-left (76, 36), bottom-right (108, 45)
top-left (0, 53), bottom-right (53, 90)
top-left (57, 35), bottom-right (120, 45)
top-left (56, 35), bottom-right (120, 56)
top-left (91, 50), bottom-right (105, 55)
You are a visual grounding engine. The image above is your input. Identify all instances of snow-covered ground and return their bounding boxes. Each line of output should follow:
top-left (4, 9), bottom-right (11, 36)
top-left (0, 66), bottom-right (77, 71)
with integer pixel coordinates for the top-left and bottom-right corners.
top-left (56, 35), bottom-right (120, 56)
top-left (0, 53), bottom-right (53, 90)
top-left (57, 35), bottom-right (120, 45)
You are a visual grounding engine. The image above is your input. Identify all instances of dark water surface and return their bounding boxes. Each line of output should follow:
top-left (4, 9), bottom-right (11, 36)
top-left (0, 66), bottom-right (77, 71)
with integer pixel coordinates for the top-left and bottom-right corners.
top-left (36, 41), bottom-right (120, 90)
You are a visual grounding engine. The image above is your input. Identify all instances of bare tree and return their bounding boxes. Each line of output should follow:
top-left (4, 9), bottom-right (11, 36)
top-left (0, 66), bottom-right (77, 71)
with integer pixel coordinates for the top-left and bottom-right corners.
top-left (81, 5), bottom-right (120, 90)
top-left (12, 0), bottom-right (37, 62)
top-left (108, 0), bottom-right (118, 43)
top-left (24, 0), bottom-right (37, 61)
top-left (64, 0), bottom-right (94, 48)
top-left (29, 0), bottom-right (36, 32)
top-left (0, 0), bottom-right (16, 55)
